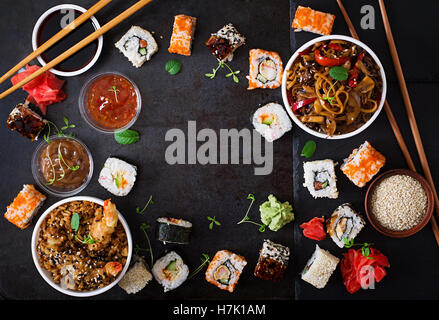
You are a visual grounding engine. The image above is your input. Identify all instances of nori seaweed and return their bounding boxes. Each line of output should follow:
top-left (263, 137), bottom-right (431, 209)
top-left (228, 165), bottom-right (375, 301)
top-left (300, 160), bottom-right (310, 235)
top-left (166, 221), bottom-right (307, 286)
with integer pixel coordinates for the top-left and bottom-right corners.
top-left (155, 221), bottom-right (191, 244)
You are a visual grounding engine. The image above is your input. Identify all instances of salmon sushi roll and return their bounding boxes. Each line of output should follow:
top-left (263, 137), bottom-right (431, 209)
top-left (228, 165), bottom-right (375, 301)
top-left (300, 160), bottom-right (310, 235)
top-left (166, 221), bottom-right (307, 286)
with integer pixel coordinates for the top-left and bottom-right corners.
top-left (4, 184), bottom-right (46, 229)
top-left (341, 141), bottom-right (386, 188)
top-left (292, 6), bottom-right (335, 36)
top-left (247, 49), bottom-right (283, 90)
top-left (205, 250), bottom-right (247, 293)
top-left (168, 14), bottom-right (197, 56)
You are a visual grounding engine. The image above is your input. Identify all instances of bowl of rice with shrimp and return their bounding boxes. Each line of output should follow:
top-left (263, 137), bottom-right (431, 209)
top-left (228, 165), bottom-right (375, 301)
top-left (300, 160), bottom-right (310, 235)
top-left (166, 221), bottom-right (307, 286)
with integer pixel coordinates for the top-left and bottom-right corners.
top-left (31, 196), bottom-right (132, 297)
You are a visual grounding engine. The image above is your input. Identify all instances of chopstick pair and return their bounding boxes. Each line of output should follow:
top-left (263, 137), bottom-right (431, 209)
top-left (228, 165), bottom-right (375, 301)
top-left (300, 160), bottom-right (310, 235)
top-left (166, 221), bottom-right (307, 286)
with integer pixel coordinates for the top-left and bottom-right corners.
top-left (336, 0), bottom-right (439, 246)
top-left (0, 0), bottom-right (153, 100)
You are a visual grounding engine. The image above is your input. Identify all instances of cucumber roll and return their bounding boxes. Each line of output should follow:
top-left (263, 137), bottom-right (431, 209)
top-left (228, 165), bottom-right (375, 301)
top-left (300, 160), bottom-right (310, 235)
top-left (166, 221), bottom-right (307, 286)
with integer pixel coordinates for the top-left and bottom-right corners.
top-left (155, 217), bottom-right (192, 244)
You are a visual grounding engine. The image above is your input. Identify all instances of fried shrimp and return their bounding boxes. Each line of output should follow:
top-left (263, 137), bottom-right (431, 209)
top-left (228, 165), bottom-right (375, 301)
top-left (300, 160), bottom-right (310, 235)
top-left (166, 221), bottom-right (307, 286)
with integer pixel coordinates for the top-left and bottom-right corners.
top-left (89, 199), bottom-right (119, 250)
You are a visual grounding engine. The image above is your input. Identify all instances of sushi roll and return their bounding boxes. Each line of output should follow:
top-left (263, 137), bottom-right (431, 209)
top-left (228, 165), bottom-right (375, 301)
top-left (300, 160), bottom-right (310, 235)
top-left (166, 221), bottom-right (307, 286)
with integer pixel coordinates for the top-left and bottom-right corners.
top-left (98, 157), bottom-right (137, 196)
top-left (303, 159), bottom-right (338, 199)
top-left (326, 204), bottom-right (365, 248)
top-left (254, 240), bottom-right (290, 282)
top-left (118, 256), bottom-right (152, 294)
top-left (292, 6), bottom-right (335, 36)
top-left (247, 49), bottom-right (283, 90)
top-left (205, 250), bottom-right (247, 293)
top-left (168, 14), bottom-right (197, 56)
top-left (7, 101), bottom-right (46, 141)
top-left (114, 26), bottom-right (158, 68)
top-left (152, 251), bottom-right (189, 292)
top-left (301, 245), bottom-right (339, 289)
top-left (341, 141), bottom-right (386, 188)
top-left (205, 23), bottom-right (245, 61)
top-left (156, 217), bottom-right (192, 244)
top-left (4, 184), bottom-right (46, 229)
top-left (252, 102), bottom-right (292, 142)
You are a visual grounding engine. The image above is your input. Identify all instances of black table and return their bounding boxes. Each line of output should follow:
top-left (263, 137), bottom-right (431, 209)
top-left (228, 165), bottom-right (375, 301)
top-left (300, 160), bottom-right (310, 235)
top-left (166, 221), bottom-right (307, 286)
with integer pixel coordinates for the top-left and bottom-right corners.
top-left (0, 0), bottom-right (437, 300)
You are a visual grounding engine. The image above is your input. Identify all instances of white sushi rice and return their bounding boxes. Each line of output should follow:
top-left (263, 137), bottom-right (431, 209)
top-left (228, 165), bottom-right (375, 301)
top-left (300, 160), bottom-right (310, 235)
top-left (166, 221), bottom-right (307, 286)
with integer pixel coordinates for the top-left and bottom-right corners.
top-left (301, 245), bottom-right (339, 289)
top-left (152, 251), bottom-right (189, 292)
top-left (327, 203), bottom-right (365, 248)
top-left (303, 159), bottom-right (338, 199)
top-left (252, 102), bottom-right (292, 142)
top-left (115, 26), bottom-right (158, 68)
top-left (98, 157), bottom-right (137, 196)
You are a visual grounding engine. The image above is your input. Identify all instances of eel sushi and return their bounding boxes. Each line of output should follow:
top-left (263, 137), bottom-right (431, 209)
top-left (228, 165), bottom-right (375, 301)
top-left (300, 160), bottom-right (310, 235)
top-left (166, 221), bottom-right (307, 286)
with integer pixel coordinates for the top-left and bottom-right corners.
top-left (114, 26), bottom-right (158, 68)
top-left (252, 102), bottom-right (292, 142)
top-left (205, 250), bottom-right (247, 293)
top-left (155, 217), bottom-right (192, 244)
top-left (205, 23), bottom-right (245, 61)
top-left (301, 245), bottom-right (339, 289)
top-left (247, 49), bottom-right (283, 90)
top-left (118, 256), bottom-right (152, 294)
top-left (4, 184), bottom-right (46, 229)
top-left (7, 100), bottom-right (46, 141)
top-left (292, 6), bottom-right (335, 36)
top-left (254, 240), bottom-right (290, 282)
top-left (341, 141), bottom-right (386, 188)
top-left (168, 14), bottom-right (197, 56)
top-left (303, 159), bottom-right (338, 199)
top-left (98, 157), bottom-right (137, 196)
top-left (152, 251), bottom-right (189, 292)
top-left (326, 203), bottom-right (365, 248)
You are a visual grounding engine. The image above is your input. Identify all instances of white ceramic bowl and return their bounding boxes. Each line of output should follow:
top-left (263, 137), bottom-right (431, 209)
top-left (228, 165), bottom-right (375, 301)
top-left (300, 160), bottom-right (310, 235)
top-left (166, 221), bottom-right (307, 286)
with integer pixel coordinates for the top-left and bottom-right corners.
top-left (31, 196), bottom-right (132, 297)
top-left (281, 35), bottom-right (387, 140)
top-left (31, 4), bottom-right (103, 77)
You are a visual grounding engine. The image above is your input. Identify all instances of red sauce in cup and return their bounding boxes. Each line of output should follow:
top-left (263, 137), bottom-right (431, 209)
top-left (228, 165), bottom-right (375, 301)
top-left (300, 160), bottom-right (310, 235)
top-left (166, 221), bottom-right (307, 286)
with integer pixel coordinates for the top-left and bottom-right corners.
top-left (87, 74), bottom-right (137, 129)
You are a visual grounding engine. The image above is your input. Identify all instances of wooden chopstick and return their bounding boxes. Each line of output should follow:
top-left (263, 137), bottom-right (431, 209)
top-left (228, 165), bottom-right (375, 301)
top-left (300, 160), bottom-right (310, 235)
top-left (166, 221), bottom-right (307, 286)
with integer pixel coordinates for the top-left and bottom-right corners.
top-left (0, 0), bottom-right (153, 100)
top-left (0, 0), bottom-right (112, 85)
top-left (336, 0), bottom-right (439, 245)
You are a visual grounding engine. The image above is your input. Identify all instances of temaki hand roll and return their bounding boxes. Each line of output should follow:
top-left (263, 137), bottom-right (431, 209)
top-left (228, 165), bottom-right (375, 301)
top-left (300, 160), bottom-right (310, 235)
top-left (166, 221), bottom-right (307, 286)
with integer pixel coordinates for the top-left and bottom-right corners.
top-left (155, 217), bottom-right (192, 245)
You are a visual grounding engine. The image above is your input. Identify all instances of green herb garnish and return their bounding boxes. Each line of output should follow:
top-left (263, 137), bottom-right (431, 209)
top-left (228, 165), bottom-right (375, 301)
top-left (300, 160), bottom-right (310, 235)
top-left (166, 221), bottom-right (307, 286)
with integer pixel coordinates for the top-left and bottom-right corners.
top-left (58, 143), bottom-right (79, 171)
top-left (108, 85), bottom-right (120, 102)
top-left (43, 118), bottom-right (76, 144)
top-left (329, 66), bottom-right (348, 81)
top-left (187, 253), bottom-right (211, 280)
top-left (323, 96), bottom-right (336, 104)
top-left (136, 195), bottom-right (154, 214)
top-left (114, 129), bottom-right (140, 145)
top-left (166, 59), bottom-right (182, 75)
top-left (70, 213), bottom-right (80, 232)
top-left (75, 234), bottom-right (98, 245)
top-left (139, 222), bottom-right (154, 267)
top-left (237, 194), bottom-right (266, 232)
top-left (343, 238), bottom-right (374, 259)
top-left (207, 216), bottom-right (221, 230)
top-left (61, 117), bottom-right (76, 131)
top-left (206, 60), bottom-right (240, 83)
top-left (301, 140), bottom-right (316, 158)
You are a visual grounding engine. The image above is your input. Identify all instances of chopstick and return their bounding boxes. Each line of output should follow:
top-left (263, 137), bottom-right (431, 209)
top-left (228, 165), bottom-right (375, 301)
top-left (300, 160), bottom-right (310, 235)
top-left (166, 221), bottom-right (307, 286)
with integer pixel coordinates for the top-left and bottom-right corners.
top-left (336, 0), bottom-right (439, 245)
top-left (0, 0), bottom-right (112, 85)
top-left (0, 0), bottom-right (153, 100)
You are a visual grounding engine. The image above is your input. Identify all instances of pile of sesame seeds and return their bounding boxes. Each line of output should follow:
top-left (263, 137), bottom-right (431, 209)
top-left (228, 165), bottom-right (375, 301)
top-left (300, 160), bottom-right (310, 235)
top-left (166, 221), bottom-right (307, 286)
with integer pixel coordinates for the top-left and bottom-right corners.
top-left (370, 174), bottom-right (428, 231)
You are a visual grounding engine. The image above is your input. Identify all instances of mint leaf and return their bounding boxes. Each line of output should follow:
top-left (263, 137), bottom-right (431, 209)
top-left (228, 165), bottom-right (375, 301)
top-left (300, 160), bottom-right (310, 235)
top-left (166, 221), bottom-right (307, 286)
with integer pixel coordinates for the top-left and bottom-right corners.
top-left (165, 59), bottom-right (182, 75)
top-left (114, 129), bottom-right (139, 145)
top-left (329, 66), bottom-right (348, 81)
top-left (301, 140), bottom-right (316, 158)
top-left (71, 213), bottom-right (80, 232)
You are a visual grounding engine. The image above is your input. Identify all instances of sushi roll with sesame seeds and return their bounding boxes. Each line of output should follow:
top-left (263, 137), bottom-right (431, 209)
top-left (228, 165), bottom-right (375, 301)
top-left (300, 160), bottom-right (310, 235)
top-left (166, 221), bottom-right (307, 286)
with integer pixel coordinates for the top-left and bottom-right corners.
top-left (252, 102), bottom-right (292, 142)
top-left (98, 157), bottom-right (137, 196)
top-left (301, 245), bottom-right (339, 289)
top-left (326, 203), bottom-right (365, 248)
top-left (254, 240), bottom-right (290, 282)
top-left (205, 23), bottom-right (245, 62)
top-left (247, 49), bottom-right (283, 90)
top-left (118, 256), bottom-right (152, 294)
top-left (152, 251), bottom-right (189, 292)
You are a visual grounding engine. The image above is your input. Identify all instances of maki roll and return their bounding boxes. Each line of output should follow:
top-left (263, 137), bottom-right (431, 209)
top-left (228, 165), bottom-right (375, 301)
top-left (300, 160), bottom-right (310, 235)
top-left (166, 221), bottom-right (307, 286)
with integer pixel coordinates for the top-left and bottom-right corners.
top-left (252, 102), bottom-right (292, 142)
top-left (7, 101), bottom-right (46, 141)
top-left (115, 26), bottom-right (158, 68)
top-left (156, 217), bottom-right (192, 244)
top-left (247, 49), bottom-right (283, 90)
top-left (118, 256), bottom-right (152, 294)
top-left (301, 245), bottom-right (339, 289)
top-left (205, 250), bottom-right (247, 293)
top-left (98, 157), bottom-right (137, 196)
top-left (205, 23), bottom-right (245, 62)
top-left (341, 141), bottom-right (386, 188)
top-left (254, 240), bottom-right (290, 282)
top-left (292, 6), bottom-right (335, 36)
top-left (152, 251), bottom-right (189, 292)
top-left (168, 14), bottom-right (197, 56)
top-left (303, 159), bottom-right (338, 199)
top-left (326, 204), bottom-right (365, 248)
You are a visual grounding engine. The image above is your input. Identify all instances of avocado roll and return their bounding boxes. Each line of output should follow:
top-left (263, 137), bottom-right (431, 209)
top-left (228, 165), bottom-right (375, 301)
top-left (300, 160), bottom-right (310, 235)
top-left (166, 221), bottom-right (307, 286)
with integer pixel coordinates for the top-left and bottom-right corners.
top-left (326, 203), bottom-right (365, 248)
top-left (254, 239), bottom-right (290, 281)
top-left (155, 217), bottom-right (192, 244)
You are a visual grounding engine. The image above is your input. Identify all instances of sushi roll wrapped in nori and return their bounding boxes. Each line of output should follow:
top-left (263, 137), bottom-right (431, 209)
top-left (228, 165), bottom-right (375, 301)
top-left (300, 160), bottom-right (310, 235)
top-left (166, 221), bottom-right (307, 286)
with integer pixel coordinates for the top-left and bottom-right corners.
top-left (152, 251), bottom-right (189, 292)
top-left (303, 159), bottom-right (338, 199)
top-left (205, 250), bottom-right (247, 293)
top-left (168, 15), bottom-right (197, 56)
top-left (252, 102), bottom-right (292, 142)
top-left (254, 239), bottom-right (290, 281)
top-left (292, 6), bottom-right (335, 36)
top-left (155, 217), bottom-right (192, 244)
top-left (98, 157), bottom-right (137, 196)
top-left (118, 256), bottom-right (152, 294)
top-left (301, 245), bottom-right (339, 289)
top-left (205, 23), bottom-right (245, 62)
top-left (247, 49), bottom-right (283, 90)
top-left (341, 141), bottom-right (386, 188)
top-left (326, 203), bottom-right (365, 248)
top-left (115, 26), bottom-right (158, 68)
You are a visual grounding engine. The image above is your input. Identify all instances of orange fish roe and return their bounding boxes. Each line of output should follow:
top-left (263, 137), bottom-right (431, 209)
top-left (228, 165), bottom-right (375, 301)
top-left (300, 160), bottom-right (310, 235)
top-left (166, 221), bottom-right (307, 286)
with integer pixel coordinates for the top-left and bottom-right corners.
top-left (4, 185), bottom-right (46, 229)
top-left (168, 14), bottom-right (197, 56)
top-left (292, 6), bottom-right (335, 36)
top-left (341, 141), bottom-right (386, 188)
top-left (247, 49), bottom-right (283, 90)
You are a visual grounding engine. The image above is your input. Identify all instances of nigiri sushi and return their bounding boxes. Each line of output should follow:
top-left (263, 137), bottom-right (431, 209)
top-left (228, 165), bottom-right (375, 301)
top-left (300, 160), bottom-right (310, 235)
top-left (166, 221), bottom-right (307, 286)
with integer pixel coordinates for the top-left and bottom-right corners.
top-left (247, 49), bottom-right (283, 90)
top-left (98, 157), bottom-right (137, 196)
top-left (168, 14), bottom-right (197, 56)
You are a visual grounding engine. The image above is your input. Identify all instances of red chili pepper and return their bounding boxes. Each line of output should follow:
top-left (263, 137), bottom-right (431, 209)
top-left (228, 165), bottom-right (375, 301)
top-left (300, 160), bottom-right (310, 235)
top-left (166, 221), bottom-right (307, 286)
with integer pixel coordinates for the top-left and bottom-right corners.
top-left (314, 49), bottom-right (349, 66)
top-left (298, 47), bottom-right (312, 56)
top-left (291, 97), bottom-right (316, 113)
top-left (328, 43), bottom-right (342, 51)
top-left (347, 53), bottom-right (365, 88)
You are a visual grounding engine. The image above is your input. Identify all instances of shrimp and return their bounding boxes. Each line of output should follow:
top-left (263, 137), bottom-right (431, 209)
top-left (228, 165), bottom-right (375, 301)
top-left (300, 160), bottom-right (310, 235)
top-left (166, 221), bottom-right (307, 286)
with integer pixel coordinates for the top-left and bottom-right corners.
top-left (88, 199), bottom-right (119, 250)
top-left (104, 262), bottom-right (123, 277)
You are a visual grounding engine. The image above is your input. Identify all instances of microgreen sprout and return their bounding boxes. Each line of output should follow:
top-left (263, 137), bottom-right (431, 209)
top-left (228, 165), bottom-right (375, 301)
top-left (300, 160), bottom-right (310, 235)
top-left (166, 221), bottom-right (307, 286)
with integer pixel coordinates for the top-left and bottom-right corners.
top-left (108, 85), bottom-right (120, 102)
top-left (207, 216), bottom-right (221, 230)
top-left (139, 222), bottom-right (154, 267)
top-left (188, 253), bottom-right (211, 280)
top-left (136, 195), bottom-right (154, 214)
top-left (343, 238), bottom-right (375, 259)
top-left (206, 60), bottom-right (240, 83)
top-left (237, 194), bottom-right (266, 232)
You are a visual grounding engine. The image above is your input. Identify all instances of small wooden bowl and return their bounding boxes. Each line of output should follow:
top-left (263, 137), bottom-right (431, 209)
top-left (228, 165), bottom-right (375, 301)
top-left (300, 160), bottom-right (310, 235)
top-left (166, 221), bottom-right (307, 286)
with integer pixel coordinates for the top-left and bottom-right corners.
top-left (365, 169), bottom-right (433, 238)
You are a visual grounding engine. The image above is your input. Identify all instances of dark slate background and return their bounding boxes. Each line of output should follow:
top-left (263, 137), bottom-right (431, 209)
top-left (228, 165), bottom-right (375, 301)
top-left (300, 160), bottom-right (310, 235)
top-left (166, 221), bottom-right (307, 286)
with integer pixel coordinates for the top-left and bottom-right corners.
top-left (0, 0), bottom-right (438, 301)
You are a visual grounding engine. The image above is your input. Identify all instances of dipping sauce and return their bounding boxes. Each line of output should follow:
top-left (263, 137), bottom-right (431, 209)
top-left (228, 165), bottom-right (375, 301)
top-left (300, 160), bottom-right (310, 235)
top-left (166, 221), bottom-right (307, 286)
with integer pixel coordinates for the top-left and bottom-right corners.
top-left (40, 138), bottom-right (91, 189)
top-left (87, 74), bottom-right (138, 129)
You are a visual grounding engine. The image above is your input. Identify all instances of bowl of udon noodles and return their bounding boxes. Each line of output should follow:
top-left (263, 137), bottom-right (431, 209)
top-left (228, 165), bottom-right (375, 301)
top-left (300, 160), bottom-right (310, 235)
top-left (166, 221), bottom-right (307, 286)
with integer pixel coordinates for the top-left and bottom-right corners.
top-left (281, 35), bottom-right (387, 139)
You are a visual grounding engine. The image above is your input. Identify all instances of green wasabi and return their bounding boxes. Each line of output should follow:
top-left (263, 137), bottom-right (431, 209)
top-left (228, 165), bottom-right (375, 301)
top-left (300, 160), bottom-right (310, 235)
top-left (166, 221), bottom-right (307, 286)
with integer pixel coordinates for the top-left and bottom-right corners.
top-left (259, 194), bottom-right (294, 231)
